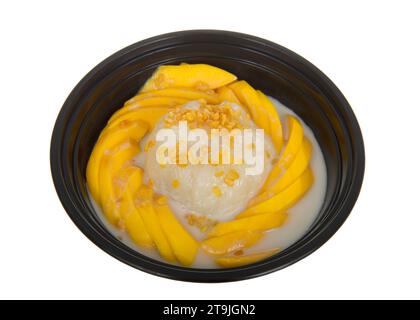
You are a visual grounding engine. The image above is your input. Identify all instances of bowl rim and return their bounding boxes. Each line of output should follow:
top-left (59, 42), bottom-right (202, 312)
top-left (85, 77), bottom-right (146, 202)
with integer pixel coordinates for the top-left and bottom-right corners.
top-left (51, 29), bottom-right (365, 282)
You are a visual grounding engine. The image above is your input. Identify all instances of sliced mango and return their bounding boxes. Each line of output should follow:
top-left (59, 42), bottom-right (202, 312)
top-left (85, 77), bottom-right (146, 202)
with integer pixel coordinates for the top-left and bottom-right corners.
top-left (263, 115), bottom-right (304, 189)
top-left (202, 230), bottom-right (263, 256)
top-left (124, 96), bottom-right (188, 109)
top-left (115, 166), bottom-right (154, 248)
top-left (261, 137), bottom-right (312, 199)
top-left (208, 211), bottom-right (288, 238)
top-left (98, 141), bottom-right (140, 225)
top-left (228, 80), bottom-right (270, 132)
top-left (141, 64), bottom-right (237, 92)
top-left (110, 97), bottom-right (188, 123)
top-left (129, 87), bottom-right (220, 104)
top-left (257, 90), bottom-right (283, 152)
top-left (155, 201), bottom-right (198, 266)
top-left (107, 107), bottom-right (169, 130)
top-left (134, 191), bottom-right (176, 262)
top-left (86, 120), bottom-right (148, 202)
top-left (112, 165), bottom-right (142, 203)
top-left (239, 168), bottom-right (314, 218)
top-left (124, 203), bottom-right (155, 249)
top-left (217, 86), bottom-right (241, 104)
top-left (215, 249), bottom-right (279, 268)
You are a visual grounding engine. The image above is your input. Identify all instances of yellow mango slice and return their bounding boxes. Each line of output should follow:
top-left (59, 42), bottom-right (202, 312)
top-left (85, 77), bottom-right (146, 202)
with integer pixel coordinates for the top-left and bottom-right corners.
top-left (115, 166), bottom-right (154, 248)
top-left (261, 138), bottom-right (312, 198)
top-left (215, 249), bottom-right (279, 268)
top-left (228, 80), bottom-right (270, 132)
top-left (263, 115), bottom-right (304, 189)
top-left (134, 191), bottom-right (176, 262)
top-left (155, 201), bottom-right (198, 266)
top-left (110, 97), bottom-right (188, 123)
top-left (123, 96), bottom-right (188, 109)
top-left (98, 141), bottom-right (140, 226)
top-left (217, 86), bottom-right (241, 104)
top-left (257, 90), bottom-right (283, 152)
top-left (107, 107), bottom-right (169, 130)
top-left (202, 230), bottom-right (263, 255)
top-left (208, 211), bottom-right (288, 238)
top-left (112, 165), bottom-right (142, 204)
top-left (238, 168), bottom-right (314, 218)
top-left (129, 87), bottom-right (220, 104)
top-left (141, 64), bottom-right (237, 92)
top-left (86, 120), bottom-right (148, 202)
top-left (124, 204), bottom-right (154, 249)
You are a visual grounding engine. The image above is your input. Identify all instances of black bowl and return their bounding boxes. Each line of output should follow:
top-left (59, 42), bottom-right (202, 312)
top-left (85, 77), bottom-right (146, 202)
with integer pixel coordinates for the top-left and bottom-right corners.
top-left (50, 30), bottom-right (365, 282)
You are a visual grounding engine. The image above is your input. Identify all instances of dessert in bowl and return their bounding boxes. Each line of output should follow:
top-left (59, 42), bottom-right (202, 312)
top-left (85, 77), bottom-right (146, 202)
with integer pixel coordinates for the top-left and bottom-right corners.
top-left (51, 30), bottom-right (364, 281)
top-left (86, 63), bottom-right (327, 268)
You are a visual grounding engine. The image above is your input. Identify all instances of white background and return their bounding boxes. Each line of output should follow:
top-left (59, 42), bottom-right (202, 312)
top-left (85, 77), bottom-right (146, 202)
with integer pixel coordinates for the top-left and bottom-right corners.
top-left (1, 0), bottom-right (419, 300)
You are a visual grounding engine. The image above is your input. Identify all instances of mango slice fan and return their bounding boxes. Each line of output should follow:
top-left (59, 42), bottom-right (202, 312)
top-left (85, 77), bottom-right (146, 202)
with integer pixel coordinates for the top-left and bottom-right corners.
top-left (86, 64), bottom-right (314, 267)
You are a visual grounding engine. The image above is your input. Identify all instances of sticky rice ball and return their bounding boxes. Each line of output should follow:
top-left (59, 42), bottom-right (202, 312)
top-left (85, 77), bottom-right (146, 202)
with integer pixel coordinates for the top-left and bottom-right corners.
top-left (138, 101), bottom-right (275, 220)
